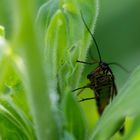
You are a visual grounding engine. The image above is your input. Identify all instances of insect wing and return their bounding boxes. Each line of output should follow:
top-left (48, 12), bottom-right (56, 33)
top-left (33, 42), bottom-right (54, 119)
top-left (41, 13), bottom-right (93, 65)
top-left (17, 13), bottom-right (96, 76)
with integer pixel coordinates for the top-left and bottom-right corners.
top-left (93, 74), bottom-right (116, 115)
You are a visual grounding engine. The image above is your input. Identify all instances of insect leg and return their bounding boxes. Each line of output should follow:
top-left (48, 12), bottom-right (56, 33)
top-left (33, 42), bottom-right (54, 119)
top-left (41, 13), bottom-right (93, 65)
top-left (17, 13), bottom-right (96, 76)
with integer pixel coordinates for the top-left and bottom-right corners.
top-left (79, 97), bottom-right (97, 102)
top-left (72, 85), bottom-right (91, 96)
top-left (76, 88), bottom-right (85, 96)
top-left (72, 85), bottom-right (89, 92)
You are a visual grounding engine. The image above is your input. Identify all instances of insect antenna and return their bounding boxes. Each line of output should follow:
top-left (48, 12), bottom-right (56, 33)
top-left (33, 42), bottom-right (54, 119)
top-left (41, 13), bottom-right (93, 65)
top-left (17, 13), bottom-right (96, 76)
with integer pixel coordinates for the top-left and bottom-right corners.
top-left (108, 62), bottom-right (130, 73)
top-left (80, 11), bottom-right (102, 63)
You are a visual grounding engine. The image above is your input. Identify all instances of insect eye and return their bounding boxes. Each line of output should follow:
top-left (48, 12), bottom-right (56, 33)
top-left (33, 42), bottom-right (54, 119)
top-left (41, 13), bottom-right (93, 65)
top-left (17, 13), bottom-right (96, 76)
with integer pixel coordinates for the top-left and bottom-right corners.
top-left (103, 65), bottom-right (107, 69)
top-left (101, 63), bottom-right (108, 69)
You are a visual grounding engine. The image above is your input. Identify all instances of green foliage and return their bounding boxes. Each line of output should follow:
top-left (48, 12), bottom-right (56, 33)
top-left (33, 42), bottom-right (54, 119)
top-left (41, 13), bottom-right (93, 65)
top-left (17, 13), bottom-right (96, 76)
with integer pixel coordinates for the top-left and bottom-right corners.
top-left (0, 0), bottom-right (140, 140)
top-left (0, 0), bottom-right (98, 139)
top-left (63, 92), bottom-right (87, 140)
top-left (0, 97), bottom-right (35, 140)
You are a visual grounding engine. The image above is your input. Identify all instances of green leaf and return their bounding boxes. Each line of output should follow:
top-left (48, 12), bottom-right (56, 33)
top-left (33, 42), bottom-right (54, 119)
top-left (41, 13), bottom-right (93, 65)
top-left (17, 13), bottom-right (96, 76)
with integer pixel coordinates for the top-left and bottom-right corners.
top-left (63, 91), bottom-right (87, 140)
top-left (0, 26), bottom-right (5, 37)
top-left (123, 115), bottom-right (140, 140)
top-left (0, 0), bottom-right (99, 139)
top-left (0, 34), bottom-right (30, 118)
top-left (36, 0), bottom-right (59, 39)
top-left (62, 131), bottom-right (76, 140)
top-left (37, 0), bottom-right (99, 139)
top-left (0, 0), bottom-right (13, 38)
top-left (12, 0), bottom-right (59, 140)
top-left (41, 0), bottom-right (99, 94)
top-left (89, 65), bottom-right (140, 140)
top-left (42, 0), bottom-right (99, 139)
top-left (0, 96), bottom-right (35, 140)
top-left (41, 0), bottom-right (99, 140)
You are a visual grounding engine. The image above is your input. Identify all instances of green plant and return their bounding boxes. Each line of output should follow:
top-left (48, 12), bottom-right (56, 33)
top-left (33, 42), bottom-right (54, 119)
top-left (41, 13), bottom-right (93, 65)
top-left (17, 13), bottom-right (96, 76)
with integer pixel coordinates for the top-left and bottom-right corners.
top-left (0, 0), bottom-right (140, 140)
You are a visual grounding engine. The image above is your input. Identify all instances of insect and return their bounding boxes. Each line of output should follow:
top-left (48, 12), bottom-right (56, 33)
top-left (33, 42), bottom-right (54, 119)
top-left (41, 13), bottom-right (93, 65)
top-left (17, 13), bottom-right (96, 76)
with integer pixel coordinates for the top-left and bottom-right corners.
top-left (72, 12), bottom-right (125, 134)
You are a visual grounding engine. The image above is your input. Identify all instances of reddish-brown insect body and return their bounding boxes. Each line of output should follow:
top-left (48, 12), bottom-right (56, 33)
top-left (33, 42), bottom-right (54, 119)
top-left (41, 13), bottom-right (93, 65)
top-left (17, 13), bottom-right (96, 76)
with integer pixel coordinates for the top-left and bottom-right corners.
top-left (87, 62), bottom-right (117, 115)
